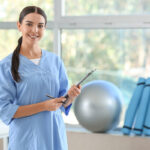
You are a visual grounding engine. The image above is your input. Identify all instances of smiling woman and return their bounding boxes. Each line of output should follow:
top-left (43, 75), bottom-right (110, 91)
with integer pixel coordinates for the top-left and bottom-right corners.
top-left (12, 6), bottom-right (47, 81)
top-left (17, 12), bottom-right (46, 59)
top-left (0, 6), bottom-right (81, 150)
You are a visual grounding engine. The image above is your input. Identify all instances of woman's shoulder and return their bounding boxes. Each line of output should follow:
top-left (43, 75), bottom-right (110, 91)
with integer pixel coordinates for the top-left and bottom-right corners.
top-left (0, 53), bottom-right (12, 67)
top-left (43, 49), bottom-right (62, 62)
top-left (0, 54), bottom-right (13, 80)
top-left (43, 49), bottom-right (58, 57)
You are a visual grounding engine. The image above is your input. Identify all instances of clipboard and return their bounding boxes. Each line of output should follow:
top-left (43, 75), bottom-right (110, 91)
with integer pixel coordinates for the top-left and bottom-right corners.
top-left (46, 69), bottom-right (96, 104)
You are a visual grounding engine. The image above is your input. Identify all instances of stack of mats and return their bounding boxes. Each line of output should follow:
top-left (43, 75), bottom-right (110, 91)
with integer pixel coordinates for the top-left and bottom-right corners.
top-left (122, 77), bottom-right (150, 136)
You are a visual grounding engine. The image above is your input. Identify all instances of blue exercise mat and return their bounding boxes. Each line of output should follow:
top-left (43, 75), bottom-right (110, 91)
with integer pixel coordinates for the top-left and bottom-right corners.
top-left (143, 79), bottom-right (150, 136)
top-left (122, 77), bottom-right (145, 135)
top-left (133, 78), bottom-right (150, 135)
top-left (143, 105), bottom-right (150, 136)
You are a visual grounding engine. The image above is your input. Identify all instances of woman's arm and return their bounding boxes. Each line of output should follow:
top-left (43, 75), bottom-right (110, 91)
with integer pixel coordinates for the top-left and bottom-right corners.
top-left (13, 97), bottom-right (65, 118)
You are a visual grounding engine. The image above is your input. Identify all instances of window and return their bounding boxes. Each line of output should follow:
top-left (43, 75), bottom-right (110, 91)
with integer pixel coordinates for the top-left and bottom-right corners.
top-left (65, 0), bottom-right (150, 16)
top-left (61, 29), bottom-right (150, 126)
top-left (0, 0), bottom-right (53, 21)
top-left (1, 0), bottom-right (150, 128)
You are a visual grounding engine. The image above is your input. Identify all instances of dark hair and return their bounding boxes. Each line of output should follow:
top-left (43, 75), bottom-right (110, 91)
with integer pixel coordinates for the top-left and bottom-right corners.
top-left (11, 6), bottom-right (47, 82)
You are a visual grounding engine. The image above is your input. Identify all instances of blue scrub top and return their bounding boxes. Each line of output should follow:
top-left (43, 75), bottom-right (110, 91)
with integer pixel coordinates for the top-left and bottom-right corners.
top-left (0, 50), bottom-right (72, 150)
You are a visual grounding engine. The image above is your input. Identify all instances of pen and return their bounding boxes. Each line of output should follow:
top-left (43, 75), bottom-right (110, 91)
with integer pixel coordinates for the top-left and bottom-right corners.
top-left (46, 94), bottom-right (66, 104)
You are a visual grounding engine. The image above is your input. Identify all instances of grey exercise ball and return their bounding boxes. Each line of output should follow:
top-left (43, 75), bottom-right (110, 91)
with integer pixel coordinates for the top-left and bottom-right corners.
top-left (74, 80), bottom-right (123, 132)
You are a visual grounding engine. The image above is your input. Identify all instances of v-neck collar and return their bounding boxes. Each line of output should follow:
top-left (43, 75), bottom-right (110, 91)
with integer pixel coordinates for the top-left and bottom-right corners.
top-left (19, 49), bottom-right (45, 67)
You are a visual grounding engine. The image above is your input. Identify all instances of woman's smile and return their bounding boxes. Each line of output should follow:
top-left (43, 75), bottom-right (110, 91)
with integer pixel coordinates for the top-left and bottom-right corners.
top-left (28, 34), bottom-right (39, 40)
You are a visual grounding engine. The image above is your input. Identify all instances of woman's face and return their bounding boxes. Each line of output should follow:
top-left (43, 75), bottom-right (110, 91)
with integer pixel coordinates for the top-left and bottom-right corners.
top-left (17, 13), bottom-right (46, 46)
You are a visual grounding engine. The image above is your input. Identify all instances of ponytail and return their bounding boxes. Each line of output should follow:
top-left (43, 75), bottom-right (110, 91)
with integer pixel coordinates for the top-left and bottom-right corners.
top-left (11, 37), bottom-right (22, 82)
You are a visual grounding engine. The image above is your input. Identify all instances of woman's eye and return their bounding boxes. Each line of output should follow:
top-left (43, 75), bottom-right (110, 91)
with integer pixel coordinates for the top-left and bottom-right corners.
top-left (26, 23), bottom-right (32, 26)
top-left (38, 25), bottom-right (44, 28)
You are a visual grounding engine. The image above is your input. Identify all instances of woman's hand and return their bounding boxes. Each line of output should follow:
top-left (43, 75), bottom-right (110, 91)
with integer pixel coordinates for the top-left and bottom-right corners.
top-left (63, 85), bottom-right (81, 107)
top-left (68, 85), bottom-right (81, 100)
top-left (45, 97), bottom-right (66, 111)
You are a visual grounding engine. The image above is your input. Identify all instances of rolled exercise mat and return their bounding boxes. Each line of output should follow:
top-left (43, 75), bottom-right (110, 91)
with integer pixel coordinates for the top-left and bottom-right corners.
top-left (142, 79), bottom-right (150, 136)
top-left (133, 78), bottom-right (150, 135)
top-left (122, 77), bottom-right (145, 135)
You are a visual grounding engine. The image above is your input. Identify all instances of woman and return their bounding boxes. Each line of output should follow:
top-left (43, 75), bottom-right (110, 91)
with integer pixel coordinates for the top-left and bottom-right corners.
top-left (0, 6), bottom-right (81, 150)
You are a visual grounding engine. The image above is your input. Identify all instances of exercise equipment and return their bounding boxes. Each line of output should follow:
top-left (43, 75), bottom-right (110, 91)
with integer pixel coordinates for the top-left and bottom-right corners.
top-left (74, 80), bottom-right (123, 132)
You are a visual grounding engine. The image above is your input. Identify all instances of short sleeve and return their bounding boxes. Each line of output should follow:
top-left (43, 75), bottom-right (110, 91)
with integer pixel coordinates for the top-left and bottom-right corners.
top-left (0, 62), bottom-right (19, 125)
top-left (58, 60), bottom-right (72, 115)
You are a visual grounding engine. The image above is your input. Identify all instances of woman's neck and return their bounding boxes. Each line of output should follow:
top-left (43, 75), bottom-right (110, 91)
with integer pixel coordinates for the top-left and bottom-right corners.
top-left (20, 43), bottom-right (42, 59)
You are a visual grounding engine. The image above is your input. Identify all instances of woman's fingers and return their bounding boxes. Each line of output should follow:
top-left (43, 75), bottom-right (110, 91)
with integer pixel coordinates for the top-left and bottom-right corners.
top-left (56, 97), bottom-right (66, 103)
top-left (68, 85), bottom-right (81, 98)
top-left (74, 86), bottom-right (81, 94)
top-left (46, 97), bottom-right (67, 111)
top-left (78, 84), bottom-right (81, 89)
